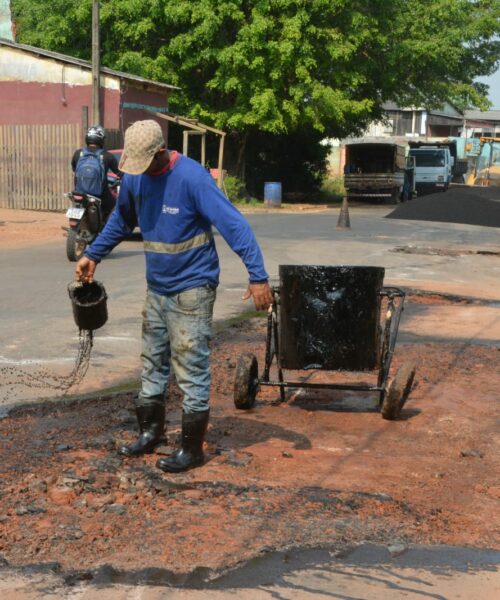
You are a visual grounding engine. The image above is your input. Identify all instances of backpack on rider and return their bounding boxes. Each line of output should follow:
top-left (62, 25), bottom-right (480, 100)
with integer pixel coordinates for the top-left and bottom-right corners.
top-left (74, 147), bottom-right (106, 197)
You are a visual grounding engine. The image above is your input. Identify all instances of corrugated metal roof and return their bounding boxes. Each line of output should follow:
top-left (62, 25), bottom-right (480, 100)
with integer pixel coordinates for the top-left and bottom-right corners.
top-left (382, 101), bottom-right (463, 118)
top-left (0, 37), bottom-right (179, 91)
top-left (464, 110), bottom-right (500, 122)
top-left (345, 136), bottom-right (407, 146)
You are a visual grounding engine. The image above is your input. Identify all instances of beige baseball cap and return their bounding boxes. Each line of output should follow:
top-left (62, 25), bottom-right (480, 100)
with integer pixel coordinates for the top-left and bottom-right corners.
top-left (118, 120), bottom-right (165, 174)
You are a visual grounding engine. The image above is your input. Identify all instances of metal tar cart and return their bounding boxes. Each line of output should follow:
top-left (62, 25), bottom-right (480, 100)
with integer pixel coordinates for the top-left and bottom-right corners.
top-left (233, 265), bottom-right (416, 420)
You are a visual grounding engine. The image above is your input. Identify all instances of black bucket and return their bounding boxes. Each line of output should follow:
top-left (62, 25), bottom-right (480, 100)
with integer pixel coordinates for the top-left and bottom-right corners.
top-left (278, 265), bottom-right (384, 371)
top-left (68, 280), bottom-right (108, 331)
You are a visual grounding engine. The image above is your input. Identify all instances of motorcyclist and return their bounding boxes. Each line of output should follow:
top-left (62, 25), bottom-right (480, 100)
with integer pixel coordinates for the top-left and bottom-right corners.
top-left (71, 125), bottom-right (122, 221)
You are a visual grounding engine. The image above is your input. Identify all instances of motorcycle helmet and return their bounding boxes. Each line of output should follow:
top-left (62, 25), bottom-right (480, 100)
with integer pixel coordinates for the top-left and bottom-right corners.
top-left (85, 125), bottom-right (106, 147)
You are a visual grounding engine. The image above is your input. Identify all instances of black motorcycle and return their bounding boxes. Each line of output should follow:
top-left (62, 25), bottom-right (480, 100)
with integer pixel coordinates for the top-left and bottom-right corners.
top-left (64, 179), bottom-right (119, 262)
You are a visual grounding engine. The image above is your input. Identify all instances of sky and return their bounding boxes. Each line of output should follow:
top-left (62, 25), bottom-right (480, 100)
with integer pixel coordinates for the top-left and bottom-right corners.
top-left (477, 69), bottom-right (500, 109)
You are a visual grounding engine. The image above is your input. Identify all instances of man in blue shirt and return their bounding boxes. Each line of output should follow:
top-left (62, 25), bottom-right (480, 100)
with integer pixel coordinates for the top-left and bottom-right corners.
top-left (75, 120), bottom-right (273, 473)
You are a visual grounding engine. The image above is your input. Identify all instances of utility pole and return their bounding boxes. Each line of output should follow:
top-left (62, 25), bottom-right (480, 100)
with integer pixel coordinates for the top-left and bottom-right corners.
top-left (91, 0), bottom-right (100, 126)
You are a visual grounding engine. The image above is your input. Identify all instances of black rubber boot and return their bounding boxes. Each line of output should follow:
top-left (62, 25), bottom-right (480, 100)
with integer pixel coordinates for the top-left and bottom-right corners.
top-left (156, 410), bottom-right (209, 473)
top-left (118, 402), bottom-right (165, 457)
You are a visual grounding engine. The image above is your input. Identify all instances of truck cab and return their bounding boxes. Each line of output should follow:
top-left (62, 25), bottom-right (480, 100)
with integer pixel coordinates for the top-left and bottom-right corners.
top-left (408, 145), bottom-right (454, 193)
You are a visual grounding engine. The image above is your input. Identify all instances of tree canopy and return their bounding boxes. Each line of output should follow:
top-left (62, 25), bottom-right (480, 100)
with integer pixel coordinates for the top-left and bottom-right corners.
top-left (11, 0), bottom-right (500, 188)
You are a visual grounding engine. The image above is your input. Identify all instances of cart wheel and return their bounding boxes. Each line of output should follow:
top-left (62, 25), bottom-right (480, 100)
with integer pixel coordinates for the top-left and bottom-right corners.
top-left (381, 362), bottom-right (416, 420)
top-left (233, 352), bottom-right (259, 410)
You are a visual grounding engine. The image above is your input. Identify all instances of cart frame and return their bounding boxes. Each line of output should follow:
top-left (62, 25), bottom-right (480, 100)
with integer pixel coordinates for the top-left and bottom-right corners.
top-left (233, 284), bottom-right (415, 420)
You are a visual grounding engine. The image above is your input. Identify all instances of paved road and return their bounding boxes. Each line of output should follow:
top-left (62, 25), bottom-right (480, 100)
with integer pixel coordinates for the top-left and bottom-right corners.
top-left (1, 205), bottom-right (499, 407)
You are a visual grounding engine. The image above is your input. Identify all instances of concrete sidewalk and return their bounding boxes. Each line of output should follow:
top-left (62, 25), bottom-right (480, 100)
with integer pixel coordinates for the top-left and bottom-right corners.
top-left (1, 545), bottom-right (499, 599)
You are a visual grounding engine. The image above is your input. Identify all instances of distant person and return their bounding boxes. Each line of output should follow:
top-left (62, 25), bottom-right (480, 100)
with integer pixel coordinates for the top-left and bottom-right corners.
top-left (75, 120), bottom-right (273, 473)
top-left (343, 163), bottom-right (361, 174)
top-left (71, 125), bottom-right (121, 221)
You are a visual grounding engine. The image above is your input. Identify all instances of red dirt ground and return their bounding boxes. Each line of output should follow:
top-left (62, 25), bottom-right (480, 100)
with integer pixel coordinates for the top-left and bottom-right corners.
top-left (0, 208), bottom-right (67, 247)
top-left (0, 312), bottom-right (499, 578)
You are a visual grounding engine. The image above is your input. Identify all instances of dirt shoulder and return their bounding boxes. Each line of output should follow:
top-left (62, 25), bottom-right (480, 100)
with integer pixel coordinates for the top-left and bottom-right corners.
top-left (0, 208), bottom-right (67, 248)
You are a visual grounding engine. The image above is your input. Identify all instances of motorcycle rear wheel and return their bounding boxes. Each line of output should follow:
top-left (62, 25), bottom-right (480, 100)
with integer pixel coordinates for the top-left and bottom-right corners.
top-left (66, 228), bottom-right (87, 262)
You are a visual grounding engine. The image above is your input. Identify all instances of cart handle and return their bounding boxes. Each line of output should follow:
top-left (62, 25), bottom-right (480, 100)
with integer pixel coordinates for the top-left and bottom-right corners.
top-left (380, 286), bottom-right (405, 299)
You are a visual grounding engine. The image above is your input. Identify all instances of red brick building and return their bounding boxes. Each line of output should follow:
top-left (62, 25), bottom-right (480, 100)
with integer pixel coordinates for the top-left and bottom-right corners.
top-left (0, 39), bottom-right (178, 209)
top-left (0, 38), bottom-right (178, 143)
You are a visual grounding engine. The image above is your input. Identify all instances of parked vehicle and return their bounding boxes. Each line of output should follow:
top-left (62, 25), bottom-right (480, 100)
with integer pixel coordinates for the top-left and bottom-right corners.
top-left (408, 145), bottom-right (454, 193)
top-left (343, 139), bottom-right (414, 203)
top-left (65, 178), bottom-right (119, 262)
top-left (464, 136), bottom-right (500, 187)
top-left (427, 138), bottom-right (468, 183)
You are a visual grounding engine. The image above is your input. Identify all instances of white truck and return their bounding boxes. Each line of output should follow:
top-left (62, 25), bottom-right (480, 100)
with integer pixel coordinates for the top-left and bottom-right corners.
top-left (408, 145), bottom-right (454, 193)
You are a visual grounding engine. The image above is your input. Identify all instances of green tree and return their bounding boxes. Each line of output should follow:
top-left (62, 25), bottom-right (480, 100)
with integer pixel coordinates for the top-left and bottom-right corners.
top-left (381, 0), bottom-right (500, 111)
top-left (12, 0), bottom-right (500, 190)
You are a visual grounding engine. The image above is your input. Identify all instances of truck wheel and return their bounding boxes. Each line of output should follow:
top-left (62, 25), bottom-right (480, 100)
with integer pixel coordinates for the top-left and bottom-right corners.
top-left (66, 228), bottom-right (87, 262)
top-left (233, 353), bottom-right (259, 410)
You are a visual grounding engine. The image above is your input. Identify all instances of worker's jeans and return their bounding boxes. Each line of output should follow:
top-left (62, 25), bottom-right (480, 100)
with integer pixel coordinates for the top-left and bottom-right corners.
top-left (137, 286), bottom-right (216, 413)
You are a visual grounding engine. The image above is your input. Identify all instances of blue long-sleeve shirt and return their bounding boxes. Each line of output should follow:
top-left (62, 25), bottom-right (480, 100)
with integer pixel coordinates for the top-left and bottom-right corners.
top-left (84, 154), bottom-right (269, 295)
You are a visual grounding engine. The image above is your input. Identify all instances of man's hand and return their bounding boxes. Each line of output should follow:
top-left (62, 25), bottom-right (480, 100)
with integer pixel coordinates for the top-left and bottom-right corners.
top-left (242, 282), bottom-right (273, 311)
top-left (75, 256), bottom-right (97, 284)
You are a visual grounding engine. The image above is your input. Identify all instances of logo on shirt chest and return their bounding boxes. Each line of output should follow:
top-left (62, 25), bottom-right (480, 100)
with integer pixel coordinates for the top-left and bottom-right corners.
top-left (162, 205), bottom-right (179, 215)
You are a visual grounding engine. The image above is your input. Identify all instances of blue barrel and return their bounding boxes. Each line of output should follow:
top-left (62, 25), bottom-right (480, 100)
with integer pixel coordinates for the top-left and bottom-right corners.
top-left (264, 182), bottom-right (282, 207)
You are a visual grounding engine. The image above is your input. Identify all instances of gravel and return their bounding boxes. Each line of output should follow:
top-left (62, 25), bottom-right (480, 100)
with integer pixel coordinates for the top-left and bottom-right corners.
top-left (386, 185), bottom-right (500, 227)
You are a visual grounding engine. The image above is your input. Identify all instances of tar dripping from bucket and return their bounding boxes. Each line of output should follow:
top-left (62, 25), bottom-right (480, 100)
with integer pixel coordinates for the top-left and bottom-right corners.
top-left (0, 282), bottom-right (108, 400)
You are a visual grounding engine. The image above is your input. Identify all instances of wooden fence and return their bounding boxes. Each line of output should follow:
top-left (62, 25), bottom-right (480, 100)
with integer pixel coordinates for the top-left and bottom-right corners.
top-left (0, 123), bottom-right (81, 211)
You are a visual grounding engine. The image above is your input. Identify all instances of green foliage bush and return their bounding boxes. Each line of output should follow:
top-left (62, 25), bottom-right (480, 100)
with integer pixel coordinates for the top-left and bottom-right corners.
top-left (319, 177), bottom-right (346, 203)
top-left (242, 128), bottom-right (330, 200)
top-left (223, 175), bottom-right (259, 206)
